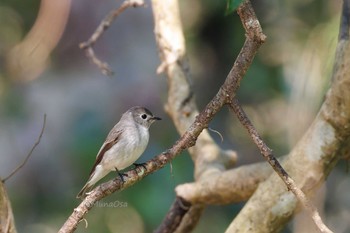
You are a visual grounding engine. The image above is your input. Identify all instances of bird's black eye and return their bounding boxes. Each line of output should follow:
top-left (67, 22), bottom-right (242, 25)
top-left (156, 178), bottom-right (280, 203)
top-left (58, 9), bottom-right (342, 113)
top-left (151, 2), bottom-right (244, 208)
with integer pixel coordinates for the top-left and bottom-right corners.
top-left (141, 114), bottom-right (147, 119)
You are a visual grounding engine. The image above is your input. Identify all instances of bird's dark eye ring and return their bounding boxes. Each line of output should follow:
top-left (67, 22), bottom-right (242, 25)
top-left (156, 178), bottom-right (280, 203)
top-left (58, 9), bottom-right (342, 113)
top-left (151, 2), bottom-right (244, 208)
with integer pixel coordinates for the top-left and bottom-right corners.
top-left (141, 114), bottom-right (147, 119)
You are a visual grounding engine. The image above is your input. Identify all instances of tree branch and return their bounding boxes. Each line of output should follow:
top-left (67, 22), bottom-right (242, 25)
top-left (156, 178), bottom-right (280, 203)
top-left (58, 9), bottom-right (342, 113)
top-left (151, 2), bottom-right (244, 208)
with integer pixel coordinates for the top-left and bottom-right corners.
top-left (2, 114), bottom-right (47, 183)
top-left (0, 115), bottom-right (46, 233)
top-left (0, 181), bottom-right (17, 233)
top-left (155, 196), bottom-right (191, 233)
top-left (175, 160), bottom-right (274, 205)
top-left (225, 1), bottom-right (350, 232)
top-left (79, 0), bottom-right (145, 76)
top-left (228, 98), bottom-right (332, 233)
top-left (58, 0), bottom-right (266, 231)
top-left (152, 0), bottom-right (266, 231)
top-left (151, 0), bottom-right (238, 230)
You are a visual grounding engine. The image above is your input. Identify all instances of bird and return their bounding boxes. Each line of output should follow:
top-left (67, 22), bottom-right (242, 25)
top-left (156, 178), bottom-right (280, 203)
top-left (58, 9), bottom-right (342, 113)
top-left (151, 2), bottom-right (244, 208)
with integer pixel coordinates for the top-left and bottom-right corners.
top-left (76, 106), bottom-right (161, 199)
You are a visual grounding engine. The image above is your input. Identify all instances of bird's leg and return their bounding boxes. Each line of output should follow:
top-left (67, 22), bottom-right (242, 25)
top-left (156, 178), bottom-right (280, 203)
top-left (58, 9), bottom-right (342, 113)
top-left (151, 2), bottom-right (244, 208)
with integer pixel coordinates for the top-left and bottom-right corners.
top-left (114, 167), bottom-right (128, 183)
top-left (133, 162), bottom-right (147, 171)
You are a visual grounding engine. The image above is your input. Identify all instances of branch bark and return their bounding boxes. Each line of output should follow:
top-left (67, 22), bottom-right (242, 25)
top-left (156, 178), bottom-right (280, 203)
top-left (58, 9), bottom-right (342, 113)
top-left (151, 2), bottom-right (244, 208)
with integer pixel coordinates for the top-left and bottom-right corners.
top-left (155, 196), bottom-right (191, 233)
top-left (228, 99), bottom-right (332, 233)
top-left (175, 161), bottom-right (274, 205)
top-left (151, 0), bottom-right (238, 230)
top-left (225, 0), bottom-right (350, 232)
top-left (60, 0), bottom-right (348, 232)
top-left (152, 0), bottom-right (266, 231)
top-left (0, 181), bottom-right (17, 233)
top-left (59, 0), bottom-right (266, 231)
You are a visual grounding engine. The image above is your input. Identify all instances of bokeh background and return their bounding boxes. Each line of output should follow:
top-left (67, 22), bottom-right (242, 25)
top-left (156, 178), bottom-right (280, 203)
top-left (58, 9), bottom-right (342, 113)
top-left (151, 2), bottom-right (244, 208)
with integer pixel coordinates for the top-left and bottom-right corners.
top-left (0, 0), bottom-right (348, 232)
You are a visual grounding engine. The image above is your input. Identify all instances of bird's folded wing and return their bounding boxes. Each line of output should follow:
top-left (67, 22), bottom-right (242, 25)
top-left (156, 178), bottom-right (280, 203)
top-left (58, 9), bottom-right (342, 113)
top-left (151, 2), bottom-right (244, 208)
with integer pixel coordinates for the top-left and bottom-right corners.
top-left (88, 129), bottom-right (123, 176)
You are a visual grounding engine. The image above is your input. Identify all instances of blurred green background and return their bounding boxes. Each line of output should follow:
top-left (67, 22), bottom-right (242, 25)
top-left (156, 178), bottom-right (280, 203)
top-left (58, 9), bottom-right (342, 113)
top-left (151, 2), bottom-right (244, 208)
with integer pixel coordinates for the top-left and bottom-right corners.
top-left (0, 0), bottom-right (348, 232)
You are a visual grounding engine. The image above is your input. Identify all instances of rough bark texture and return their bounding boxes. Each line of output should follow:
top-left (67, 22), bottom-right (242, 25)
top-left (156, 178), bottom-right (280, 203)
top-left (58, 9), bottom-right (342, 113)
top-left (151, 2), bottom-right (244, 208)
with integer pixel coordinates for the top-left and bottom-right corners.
top-left (151, 0), bottom-right (240, 230)
top-left (155, 197), bottom-right (192, 233)
top-left (152, 0), bottom-right (266, 231)
top-left (225, 5), bottom-right (350, 233)
top-left (0, 181), bottom-right (17, 233)
top-left (59, 0), bottom-right (350, 232)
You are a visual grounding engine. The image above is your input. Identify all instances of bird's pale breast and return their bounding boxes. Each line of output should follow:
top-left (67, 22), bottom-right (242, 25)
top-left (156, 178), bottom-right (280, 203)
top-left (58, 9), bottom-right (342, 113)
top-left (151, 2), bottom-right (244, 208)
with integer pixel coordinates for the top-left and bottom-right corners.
top-left (101, 125), bottom-right (149, 171)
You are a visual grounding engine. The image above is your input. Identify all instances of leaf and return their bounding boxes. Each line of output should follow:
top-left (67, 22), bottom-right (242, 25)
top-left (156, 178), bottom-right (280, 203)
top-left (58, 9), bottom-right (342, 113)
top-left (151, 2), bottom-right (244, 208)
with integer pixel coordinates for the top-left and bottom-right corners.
top-left (225, 0), bottom-right (244, 15)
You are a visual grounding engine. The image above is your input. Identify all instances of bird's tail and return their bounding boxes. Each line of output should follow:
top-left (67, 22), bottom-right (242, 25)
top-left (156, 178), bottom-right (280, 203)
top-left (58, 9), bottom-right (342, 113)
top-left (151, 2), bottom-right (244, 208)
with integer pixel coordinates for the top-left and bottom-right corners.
top-left (76, 167), bottom-right (109, 199)
top-left (76, 181), bottom-right (93, 199)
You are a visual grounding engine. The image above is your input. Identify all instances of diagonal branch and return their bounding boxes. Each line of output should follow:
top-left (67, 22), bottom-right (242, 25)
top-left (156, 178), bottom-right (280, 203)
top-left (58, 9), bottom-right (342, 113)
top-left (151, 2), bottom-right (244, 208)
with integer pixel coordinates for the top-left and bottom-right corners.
top-left (228, 99), bottom-right (332, 233)
top-left (58, 0), bottom-right (266, 232)
top-left (152, 0), bottom-right (266, 231)
top-left (2, 114), bottom-right (47, 183)
top-left (154, 196), bottom-right (191, 233)
top-left (153, 0), bottom-right (265, 232)
top-left (226, 1), bottom-right (350, 232)
top-left (80, 0), bottom-right (145, 76)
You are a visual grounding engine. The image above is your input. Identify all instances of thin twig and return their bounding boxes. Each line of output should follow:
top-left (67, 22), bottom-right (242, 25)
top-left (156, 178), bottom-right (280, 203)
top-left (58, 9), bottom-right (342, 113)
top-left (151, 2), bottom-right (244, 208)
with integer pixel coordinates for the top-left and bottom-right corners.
top-left (228, 98), bottom-right (332, 233)
top-left (208, 127), bottom-right (224, 142)
top-left (83, 47), bottom-right (114, 76)
top-left (2, 114), bottom-right (47, 183)
top-left (79, 0), bottom-right (145, 76)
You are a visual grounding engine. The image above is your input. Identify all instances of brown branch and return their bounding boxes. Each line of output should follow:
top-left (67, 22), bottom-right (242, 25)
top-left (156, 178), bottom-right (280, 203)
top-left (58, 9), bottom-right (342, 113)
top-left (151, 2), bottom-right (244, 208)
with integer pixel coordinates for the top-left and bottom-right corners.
top-left (0, 181), bottom-right (17, 233)
top-left (82, 47), bottom-right (114, 76)
top-left (176, 160), bottom-right (274, 205)
top-left (152, 0), bottom-right (266, 231)
top-left (226, 1), bottom-right (350, 232)
top-left (228, 99), bottom-right (332, 233)
top-left (2, 114), bottom-right (47, 183)
top-left (58, 0), bottom-right (266, 231)
top-left (173, 205), bottom-right (204, 233)
top-left (79, 0), bottom-right (145, 76)
top-left (155, 196), bottom-right (191, 233)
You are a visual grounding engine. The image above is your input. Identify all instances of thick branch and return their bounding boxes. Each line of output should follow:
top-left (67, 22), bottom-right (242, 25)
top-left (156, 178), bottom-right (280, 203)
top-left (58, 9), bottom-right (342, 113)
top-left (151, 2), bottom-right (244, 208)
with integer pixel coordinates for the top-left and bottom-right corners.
top-left (152, 0), bottom-right (237, 176)
top-left (226, 1), bottom-right (350, 232)
top-left (0, 181), bottom-right (17, 233)
top-left (155, 197), bottom-right (191, 233)
top-left (176, 161), bottom-right (273, 205)
top-left (152, 0), bottom-right (266, 231)
top-left (339, 0), bottom-right (350, 40)
top-left (151, 0), bottom-right (238, 231)
top-left (59, 0), bottom-right (266, 231)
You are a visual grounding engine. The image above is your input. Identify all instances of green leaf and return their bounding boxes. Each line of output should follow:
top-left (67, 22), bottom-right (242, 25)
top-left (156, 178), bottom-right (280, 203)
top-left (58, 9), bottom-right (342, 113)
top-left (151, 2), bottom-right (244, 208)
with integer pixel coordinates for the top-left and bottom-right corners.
top-left (225, 0), bottom-right (244, 15)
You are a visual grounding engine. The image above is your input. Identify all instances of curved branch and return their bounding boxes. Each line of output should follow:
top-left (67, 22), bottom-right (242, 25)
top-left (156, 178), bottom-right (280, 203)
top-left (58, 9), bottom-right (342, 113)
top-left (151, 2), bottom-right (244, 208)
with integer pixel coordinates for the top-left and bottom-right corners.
top-left (2, 114), bottom-right (47, 182)
top-left (80, 0), bottom-right (145, 76)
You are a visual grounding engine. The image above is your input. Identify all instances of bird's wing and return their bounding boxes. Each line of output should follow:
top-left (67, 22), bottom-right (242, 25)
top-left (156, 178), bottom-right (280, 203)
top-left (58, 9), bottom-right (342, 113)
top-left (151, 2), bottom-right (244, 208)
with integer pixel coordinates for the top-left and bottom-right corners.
top-left (88, 128), bottom-right (123, 176)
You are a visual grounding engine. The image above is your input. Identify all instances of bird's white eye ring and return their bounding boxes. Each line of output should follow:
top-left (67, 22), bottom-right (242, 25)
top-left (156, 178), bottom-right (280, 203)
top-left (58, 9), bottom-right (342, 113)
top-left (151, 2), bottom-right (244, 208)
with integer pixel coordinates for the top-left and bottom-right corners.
top-left (141, 114), bottom-right (147, 119)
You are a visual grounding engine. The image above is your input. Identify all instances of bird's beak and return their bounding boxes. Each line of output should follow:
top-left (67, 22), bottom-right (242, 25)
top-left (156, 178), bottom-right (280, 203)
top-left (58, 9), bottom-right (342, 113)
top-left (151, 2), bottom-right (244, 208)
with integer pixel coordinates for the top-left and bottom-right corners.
top-left (151, 116), bottom-right (161, 122)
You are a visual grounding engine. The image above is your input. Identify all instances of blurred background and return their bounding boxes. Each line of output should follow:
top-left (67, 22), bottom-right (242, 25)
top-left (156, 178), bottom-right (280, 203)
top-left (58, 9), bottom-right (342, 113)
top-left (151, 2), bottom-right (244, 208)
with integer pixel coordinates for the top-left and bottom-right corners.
top-left (0, 0), bottom-right (348, 232)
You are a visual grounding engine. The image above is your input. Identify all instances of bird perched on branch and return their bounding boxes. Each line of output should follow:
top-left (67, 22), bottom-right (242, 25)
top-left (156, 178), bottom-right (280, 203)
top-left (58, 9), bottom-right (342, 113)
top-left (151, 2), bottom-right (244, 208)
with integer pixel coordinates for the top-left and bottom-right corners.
top-left (77, 106), bottom-right (161, 199)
